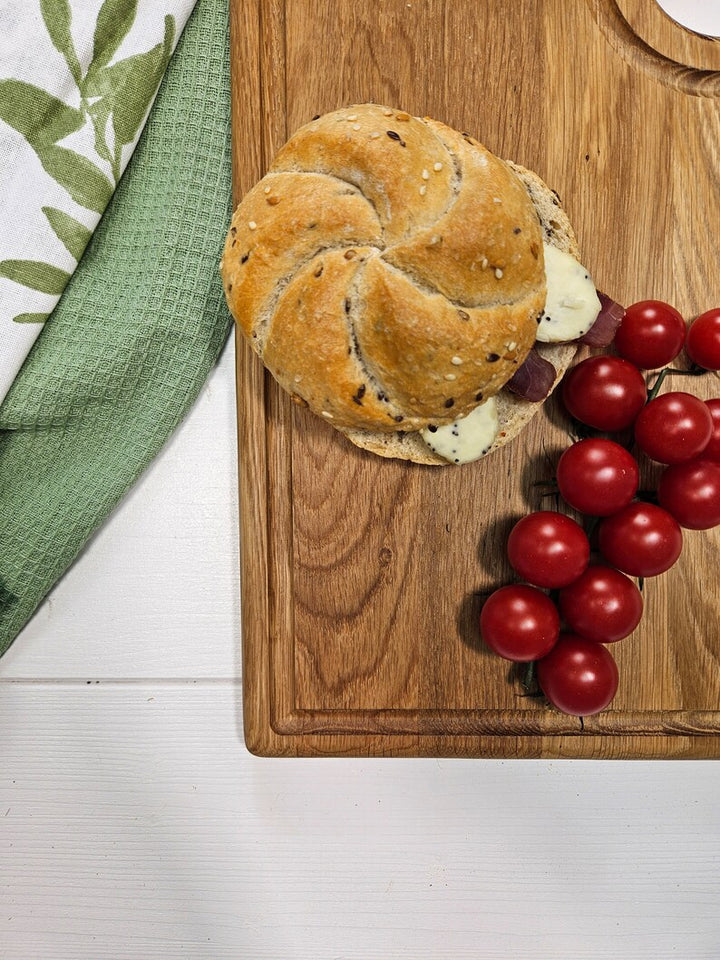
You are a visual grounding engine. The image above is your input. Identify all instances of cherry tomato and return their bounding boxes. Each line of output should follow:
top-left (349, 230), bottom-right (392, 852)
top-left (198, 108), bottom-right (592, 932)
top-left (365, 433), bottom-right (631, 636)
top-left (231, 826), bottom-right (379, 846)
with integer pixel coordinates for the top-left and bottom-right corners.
top-left (479, 585), bottom-right (560, 661)
top-left (614, 299), bottom-right (686, 369)
top-left (562, 356), bottom-right (647, 431)
top-left (536, 634), bottom-right (619, 716)
top-left (657, 459), bottom-right (720, 530)
top-left (686, 309), bottom-right (720, 370)
top-left (633, 391), bottom-right (712, 464)
top-left (558, 565), bottom-right (643, 643)
top-left (507, 511), bottom-right (590, 588)
top-left (556, 438), bottom-right (639, 516)
top-left (598, 502), bottom-right (682, 577)
top-left (702, 399), bottom-right (720, 462)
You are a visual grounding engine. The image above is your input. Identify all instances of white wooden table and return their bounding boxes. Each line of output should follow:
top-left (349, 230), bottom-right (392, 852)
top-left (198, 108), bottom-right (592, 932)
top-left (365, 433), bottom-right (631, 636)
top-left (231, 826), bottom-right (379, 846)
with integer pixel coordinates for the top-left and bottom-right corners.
top-left (2, 329), bottom-right (719, 959)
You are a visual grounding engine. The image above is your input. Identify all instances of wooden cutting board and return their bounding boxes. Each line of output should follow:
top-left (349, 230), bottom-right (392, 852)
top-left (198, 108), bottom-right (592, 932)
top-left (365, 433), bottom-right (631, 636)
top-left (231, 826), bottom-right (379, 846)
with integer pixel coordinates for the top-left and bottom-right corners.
top-left (230, 0), bottom-right (720, 757)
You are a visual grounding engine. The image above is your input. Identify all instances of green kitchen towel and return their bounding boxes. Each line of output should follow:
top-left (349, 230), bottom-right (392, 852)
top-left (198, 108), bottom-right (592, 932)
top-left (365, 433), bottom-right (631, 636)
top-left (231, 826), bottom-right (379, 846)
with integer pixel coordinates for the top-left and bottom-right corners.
top-left (0, 0), bottom-right (233, 655)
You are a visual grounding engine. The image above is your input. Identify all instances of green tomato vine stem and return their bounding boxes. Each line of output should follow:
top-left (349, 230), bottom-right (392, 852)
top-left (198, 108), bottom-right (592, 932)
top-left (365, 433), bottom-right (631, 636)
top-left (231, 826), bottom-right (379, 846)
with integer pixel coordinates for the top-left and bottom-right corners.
top-left (646, 363), bottom-right (708, 402)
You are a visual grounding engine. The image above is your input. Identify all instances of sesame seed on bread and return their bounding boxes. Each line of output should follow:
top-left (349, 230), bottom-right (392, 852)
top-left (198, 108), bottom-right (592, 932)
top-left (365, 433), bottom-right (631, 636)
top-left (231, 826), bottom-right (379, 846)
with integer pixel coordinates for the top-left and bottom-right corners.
top-left (339, 161), bottom-right (581, 465)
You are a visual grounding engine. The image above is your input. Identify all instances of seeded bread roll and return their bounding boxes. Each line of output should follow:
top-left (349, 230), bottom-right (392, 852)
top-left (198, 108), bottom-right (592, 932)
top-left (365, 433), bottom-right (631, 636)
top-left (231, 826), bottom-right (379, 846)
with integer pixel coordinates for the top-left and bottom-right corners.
top-left (341, 162), bottom-right (581, 464)
top-left (220, 104), bottom-right (580, 463)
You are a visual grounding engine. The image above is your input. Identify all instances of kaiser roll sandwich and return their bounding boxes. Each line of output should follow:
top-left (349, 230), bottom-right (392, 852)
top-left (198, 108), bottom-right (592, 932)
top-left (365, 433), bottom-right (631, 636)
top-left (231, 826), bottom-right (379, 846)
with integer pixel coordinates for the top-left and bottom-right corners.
top-left (220, 103), bottom-right (602, 465)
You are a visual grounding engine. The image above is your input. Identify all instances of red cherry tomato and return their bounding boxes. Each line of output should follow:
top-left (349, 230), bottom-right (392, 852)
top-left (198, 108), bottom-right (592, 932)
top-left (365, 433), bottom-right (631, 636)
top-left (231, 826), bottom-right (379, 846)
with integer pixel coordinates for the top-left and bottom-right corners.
top-left (686, 309), bottom-right (720, 370)
top-left (562, 356), bottom-right (647, 431)
top-left (536, 634), bottom-right (619, 716)
top-left (657, 459), bottom-right (720, 530)
top-left (556, 438), bottom-right (639, 516)
top-left (598, 502), bottom-right (682, 577)
top-left (558, 565), bottom-right (643, 643)
top-left (614, 299), bottom-right (686, 369)
top-left (633, 391), bottom-right (713, 464)
top-left (702, 399), bottom-right (720, 462)
top-left (479, 585), bottom-right (560, 662)
top-left (507, 511), bottom-right (590, 589)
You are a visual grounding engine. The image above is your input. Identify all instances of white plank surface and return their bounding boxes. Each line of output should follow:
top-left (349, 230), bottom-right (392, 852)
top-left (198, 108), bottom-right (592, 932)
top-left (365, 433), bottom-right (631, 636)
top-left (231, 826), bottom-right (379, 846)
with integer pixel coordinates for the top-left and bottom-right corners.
top-left (656, 0), bottom-right (720, 37)
top-left (0, 337), bottom-right (240, 680)
top-left (2, 682), bottom-right (720, 960)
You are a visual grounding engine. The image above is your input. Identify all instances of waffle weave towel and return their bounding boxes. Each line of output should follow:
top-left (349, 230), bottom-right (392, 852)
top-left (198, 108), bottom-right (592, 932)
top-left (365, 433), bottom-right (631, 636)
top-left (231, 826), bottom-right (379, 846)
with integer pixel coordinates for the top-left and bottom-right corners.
top-left (0, 0), bottom-right (232, 654)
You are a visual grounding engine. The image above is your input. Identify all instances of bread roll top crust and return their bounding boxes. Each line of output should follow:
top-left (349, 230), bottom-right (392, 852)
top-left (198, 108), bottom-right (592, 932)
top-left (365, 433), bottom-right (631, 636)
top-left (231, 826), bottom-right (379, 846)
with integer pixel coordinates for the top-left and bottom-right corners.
top-left (221, 103), bottom-right (546, 433)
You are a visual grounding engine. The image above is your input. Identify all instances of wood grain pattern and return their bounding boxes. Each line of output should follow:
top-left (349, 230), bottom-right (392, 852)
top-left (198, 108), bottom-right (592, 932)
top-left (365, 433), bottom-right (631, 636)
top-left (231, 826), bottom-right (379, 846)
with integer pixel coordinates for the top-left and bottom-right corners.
top-left (232, 0), bottom-right (720, 757)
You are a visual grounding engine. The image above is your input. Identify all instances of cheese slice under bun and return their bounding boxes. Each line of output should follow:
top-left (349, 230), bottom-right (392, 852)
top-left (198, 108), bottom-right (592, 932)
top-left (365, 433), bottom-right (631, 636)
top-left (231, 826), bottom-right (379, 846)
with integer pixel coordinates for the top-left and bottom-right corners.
top-left (221, 105), bottom-right (586, 465)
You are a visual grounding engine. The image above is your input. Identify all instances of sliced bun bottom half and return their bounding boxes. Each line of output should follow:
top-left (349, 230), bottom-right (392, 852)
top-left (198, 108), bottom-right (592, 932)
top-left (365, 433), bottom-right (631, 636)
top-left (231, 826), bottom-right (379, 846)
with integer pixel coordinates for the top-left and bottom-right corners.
top-left (340, 161), bottom-right (582, 465)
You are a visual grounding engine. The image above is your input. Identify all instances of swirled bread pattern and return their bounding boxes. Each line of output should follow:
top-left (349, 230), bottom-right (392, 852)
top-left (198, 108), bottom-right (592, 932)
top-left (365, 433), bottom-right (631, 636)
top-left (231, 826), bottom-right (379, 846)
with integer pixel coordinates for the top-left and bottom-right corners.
top-left (221, 104), bottom-right (547, 434)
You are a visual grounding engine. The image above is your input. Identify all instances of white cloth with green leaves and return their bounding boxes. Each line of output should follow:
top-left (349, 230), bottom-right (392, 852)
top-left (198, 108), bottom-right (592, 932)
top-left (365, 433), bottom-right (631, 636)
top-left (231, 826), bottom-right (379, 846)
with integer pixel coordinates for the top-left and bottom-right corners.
top-left (0, 0), bottom-right (196, 403)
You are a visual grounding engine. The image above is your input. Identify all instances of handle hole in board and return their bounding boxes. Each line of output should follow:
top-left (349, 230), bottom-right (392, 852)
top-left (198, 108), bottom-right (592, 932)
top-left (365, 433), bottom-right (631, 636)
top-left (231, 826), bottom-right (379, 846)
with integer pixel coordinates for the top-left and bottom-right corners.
top-left (655, 0), bottom-right (720, 39)
top-left (589, 0), bottom-right (720, 95)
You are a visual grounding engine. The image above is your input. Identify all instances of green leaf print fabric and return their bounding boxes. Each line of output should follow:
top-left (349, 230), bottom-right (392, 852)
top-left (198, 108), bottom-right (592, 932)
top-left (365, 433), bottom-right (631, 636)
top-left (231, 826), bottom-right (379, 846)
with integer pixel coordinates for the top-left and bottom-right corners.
top-left (0, 0), bottom-right (195, 400)
top-left (0, 0), bottom-right (233, 654)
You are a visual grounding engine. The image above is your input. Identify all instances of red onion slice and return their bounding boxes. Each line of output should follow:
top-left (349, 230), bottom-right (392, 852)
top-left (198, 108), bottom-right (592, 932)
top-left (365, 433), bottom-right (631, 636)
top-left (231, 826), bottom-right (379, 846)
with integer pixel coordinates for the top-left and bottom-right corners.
top-left (507, 348), bottom-right (557, 402)
top-left (580, 292), bottom-right (625, 346)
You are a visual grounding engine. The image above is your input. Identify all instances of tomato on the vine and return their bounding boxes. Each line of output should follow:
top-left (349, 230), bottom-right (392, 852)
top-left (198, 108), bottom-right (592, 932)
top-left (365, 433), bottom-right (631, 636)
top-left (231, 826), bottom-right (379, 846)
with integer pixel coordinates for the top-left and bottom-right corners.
top-left (556, 438), bottom-right (639, 516)
top-left (598, 502), bottom-right (682, 577)
top-left (562, 356), bottom-right (647, 431)
top-left (478, 298), bottom-right (720, 719)
top-left (558, 565), bottom-right (643, 643)
top-left (634, 391), bottom-right (713, 464)
top-left (479, 584), bottom-right (560, 662)
top-left (536, 634), bottom-right (619, 716)
top-left (507, 511), bottom-right (590, 588)
top-left (614, 300), bottom-right (686, 369)
top-left (702, 399), bottom-right (720, 462)
top-left (686, 309), bottom-right (720, 371)
top-left (657, 459), bottom-right (720, 530)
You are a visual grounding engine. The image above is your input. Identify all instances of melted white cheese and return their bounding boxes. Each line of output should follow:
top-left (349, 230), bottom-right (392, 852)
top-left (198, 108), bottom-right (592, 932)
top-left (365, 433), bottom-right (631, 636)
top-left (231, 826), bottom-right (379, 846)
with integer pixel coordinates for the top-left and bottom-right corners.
top-left (419, 243), bottom-right (600, 463)
top-left (421, 397), bottom-right (499, 465)
top-left (536, 243), bottom-right (601, 343)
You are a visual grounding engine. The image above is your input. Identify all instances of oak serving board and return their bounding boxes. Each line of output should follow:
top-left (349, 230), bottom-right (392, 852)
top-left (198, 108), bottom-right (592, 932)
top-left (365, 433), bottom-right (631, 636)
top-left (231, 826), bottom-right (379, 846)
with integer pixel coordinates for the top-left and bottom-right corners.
top-left (230, 0), bottom-right (720, 757)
